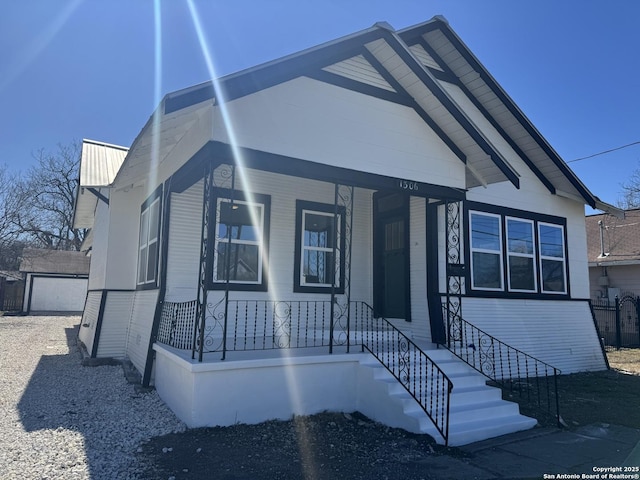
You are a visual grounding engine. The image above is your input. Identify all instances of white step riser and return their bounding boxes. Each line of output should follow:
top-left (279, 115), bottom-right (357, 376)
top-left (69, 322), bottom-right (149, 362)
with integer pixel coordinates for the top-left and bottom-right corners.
top-left (451, 387), bottom-right (502, 405)
top-left (450, 402), bottom-right (520, 425)
top-left (447, 417), bottom-right (538, 446)
top-left (359, 348), bottom-right (538, 446)
top-left (407, 401), bottom-right (520, 426)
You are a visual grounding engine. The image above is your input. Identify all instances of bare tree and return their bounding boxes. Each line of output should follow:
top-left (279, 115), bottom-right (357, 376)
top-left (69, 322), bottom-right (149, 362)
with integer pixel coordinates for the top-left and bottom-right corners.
top-left (0, 165), bottom-right (17, 244)
top-left (620, 168), bottom-right (640, 209)
top-left (0, 165), bottom-right (33, 270)
top-left (0, 165), bottom-right (20, 268)
top-left (12, 142), bottom-right (85, 251)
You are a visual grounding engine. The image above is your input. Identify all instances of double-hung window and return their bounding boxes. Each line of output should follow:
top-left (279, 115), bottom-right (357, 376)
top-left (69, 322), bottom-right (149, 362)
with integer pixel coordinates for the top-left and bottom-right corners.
top-left (294, 200), bottom-right (345, 293)
top-left (137, 189), bottom-right (162, 288)
top-left (211, 192), bottom-right (270, 291)
top-left (469, 212), bottom-right (503, 290)
top-left (468, 205), bottom-right (568, 296)
top-left (506, 217), bottom-right (536, 292)
top-left (538, 222), bottom-right (567, 294)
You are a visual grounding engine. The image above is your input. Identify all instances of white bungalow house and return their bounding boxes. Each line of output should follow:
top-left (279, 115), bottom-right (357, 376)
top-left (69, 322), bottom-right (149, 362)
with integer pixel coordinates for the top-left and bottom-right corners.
top-left (76, 17), bottom-right (619, 446)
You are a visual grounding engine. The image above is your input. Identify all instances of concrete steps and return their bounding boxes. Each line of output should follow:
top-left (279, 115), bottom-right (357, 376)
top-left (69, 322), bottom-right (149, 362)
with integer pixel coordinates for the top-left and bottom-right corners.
top-left (358, 346), bottom-right (538, 446)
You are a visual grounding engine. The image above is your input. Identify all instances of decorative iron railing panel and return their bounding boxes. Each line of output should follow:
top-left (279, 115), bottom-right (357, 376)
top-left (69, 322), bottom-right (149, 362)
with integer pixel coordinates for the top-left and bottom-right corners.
top-left (591, 294), bottom-right (640, 350)
top-left (330, 184), bottom-right (354, 353)
top-left (441, 297), bottom-right (560, 425)
top-left (158, 300), bottom-right (198, 350)
top-left (198, 299), bottom-right (365, 353)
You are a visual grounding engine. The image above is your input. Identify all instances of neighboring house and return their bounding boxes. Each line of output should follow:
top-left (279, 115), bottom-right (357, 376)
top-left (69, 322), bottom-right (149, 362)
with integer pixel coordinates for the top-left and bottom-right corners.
top-left (20, 248), bottom-right (90, 314)
top-left (76, 17), bottom-right (620, 445)
top-left (586, 208), bottom-right (640, 300)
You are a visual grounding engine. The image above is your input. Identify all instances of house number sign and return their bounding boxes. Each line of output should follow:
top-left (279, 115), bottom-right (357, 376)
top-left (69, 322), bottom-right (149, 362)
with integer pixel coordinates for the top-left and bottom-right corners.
top-left (398, 179), bottom-right (419, 191)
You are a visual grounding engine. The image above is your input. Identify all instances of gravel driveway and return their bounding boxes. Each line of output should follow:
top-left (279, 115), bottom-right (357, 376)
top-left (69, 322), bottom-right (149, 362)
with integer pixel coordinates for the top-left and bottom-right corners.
top-left (0, 315), bottom-right (185, 479)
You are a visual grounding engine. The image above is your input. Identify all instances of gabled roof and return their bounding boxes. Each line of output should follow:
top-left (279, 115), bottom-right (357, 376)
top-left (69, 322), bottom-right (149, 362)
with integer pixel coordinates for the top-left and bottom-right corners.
top-left (586, 209), bottom-right (640, 266)
top-left (19, 248), bottom-right (90, 275)
top-left (399, 16), bottom-right (618, 212)
top-left (73, 139), bottom-right (128, 230)
top-left (113, 16), bottom-right (619, 215)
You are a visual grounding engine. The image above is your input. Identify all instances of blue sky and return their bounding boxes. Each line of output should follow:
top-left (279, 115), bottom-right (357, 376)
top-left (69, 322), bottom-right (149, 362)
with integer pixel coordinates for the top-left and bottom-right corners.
top-left (1, 1), bottom-right (639, 209)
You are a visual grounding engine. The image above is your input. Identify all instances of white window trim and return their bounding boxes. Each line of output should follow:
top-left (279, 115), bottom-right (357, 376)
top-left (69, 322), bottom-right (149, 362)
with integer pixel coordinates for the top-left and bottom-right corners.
top-left (212, 198), bottom-right (265, 285)
top-left (506, 216), bottom-right (537, 293)
top-left (299, 209), bottom-right (341, 288)
top-left (469, 211), bottom-right (503, 291)
top-left (538, 222), bottom-right (567, 294)
top-left (137, 198), bottom-right (160, 286)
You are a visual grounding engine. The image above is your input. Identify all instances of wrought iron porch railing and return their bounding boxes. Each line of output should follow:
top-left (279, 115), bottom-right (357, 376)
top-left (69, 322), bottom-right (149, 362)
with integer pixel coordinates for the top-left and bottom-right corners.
top-left (158, 299), bottom-right (353, 354)
top-left (356, 302), bottom-right (452, 445)
top-left (442, 303), bottom-right (560, 426)
top-left (202, 299), bottom-right (345, 353)
top-left (157, 299), bottom-right (453, 445)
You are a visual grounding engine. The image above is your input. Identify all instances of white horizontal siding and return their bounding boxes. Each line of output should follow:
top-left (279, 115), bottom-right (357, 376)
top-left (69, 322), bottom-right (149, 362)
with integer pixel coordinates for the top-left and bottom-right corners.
top-left (97, 291), bottom-right (135, 359)
top-left (462, 297), bottom-right (606, 374)
top-left (165, 180), bottom-right (203, 302)
top-left (322, 55), bottom-right (395, 91)
top-left (105, 186), bottom-right (146, 290)
top-left (88, 200), bottom-right (110, 290)
top-left (126, 290), bottom-right (159, 374)
top-left (410, 197), bottom-right (431, 342)
top-left (78, 291), bottom-right (102, 352)
top-left (590, 264), bottom-right (640, 299)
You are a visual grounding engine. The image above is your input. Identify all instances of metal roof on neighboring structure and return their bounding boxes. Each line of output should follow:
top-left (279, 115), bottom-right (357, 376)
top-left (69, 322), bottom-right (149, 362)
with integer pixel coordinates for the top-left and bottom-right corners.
top-left (73, 139), bottom-right (128, 231)
top-left (19, 248), bottom-right (90, 275)
top-left (80, 139), bottom-right (128, 187)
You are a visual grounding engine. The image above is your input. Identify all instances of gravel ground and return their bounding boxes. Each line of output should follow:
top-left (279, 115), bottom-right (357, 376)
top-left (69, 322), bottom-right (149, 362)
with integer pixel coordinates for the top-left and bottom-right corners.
top-left (0, 315), bottom-right (186, 480)
top-left (0, 314), bottom-right (465, 480)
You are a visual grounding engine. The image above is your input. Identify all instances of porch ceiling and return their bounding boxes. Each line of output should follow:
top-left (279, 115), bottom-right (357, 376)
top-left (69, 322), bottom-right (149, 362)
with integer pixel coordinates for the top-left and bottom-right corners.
top-left (113, 100), bottom-right (213, 189)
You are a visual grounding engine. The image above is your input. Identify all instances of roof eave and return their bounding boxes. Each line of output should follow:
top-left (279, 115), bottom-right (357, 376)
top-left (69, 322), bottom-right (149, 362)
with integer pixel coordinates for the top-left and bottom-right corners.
top-left (403, 17), bottom-right (607, 208)
top-left (379, 28), bottom-right (520, 189)
top-left (594, 199), bottom-right (625, 219)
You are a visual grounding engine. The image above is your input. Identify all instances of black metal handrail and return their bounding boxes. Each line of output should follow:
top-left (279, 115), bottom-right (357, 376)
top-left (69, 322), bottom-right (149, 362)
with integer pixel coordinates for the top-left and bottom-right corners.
top-left (356, 302), bottom-right (452, 446)
top-left (442, 302), bottom-right (560, 426)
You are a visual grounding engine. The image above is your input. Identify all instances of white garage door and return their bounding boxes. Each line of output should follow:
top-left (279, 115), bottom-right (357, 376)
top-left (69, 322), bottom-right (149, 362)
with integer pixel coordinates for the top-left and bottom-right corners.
top-left (30, 277), bottom-right (88, 312)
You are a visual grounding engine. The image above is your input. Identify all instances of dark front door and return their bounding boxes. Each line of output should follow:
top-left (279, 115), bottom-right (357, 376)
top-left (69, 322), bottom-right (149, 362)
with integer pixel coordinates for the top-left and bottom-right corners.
top-left (374, 193), bottom-right (410, 320)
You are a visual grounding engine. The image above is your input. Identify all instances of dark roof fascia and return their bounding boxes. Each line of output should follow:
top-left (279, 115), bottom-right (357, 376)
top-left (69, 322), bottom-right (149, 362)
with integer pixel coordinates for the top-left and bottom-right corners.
top-left (378, 29), bottom-right (520, 189)
top-left (359, 47), bottom-right (467, 165)
top-left (165, 28), bottom-right (387, 115)
top-left (207, 141), bottom-right (466, 201)
top-left (406, 18), bottom-right (596, 207)
top-left (407, 36), bottom-right (556, 195)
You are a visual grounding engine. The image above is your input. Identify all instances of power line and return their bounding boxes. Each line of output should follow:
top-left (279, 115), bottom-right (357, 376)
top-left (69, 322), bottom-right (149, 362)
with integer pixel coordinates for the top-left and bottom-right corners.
top-left (567, 140), bottom-right (640, 163)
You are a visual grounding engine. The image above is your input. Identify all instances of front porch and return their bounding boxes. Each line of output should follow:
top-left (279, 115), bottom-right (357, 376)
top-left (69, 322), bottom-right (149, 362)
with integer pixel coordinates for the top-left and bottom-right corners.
top-left (150, 159), bottom-right (560, 446)
top-left (153, 298), bottom-right (559, 446)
